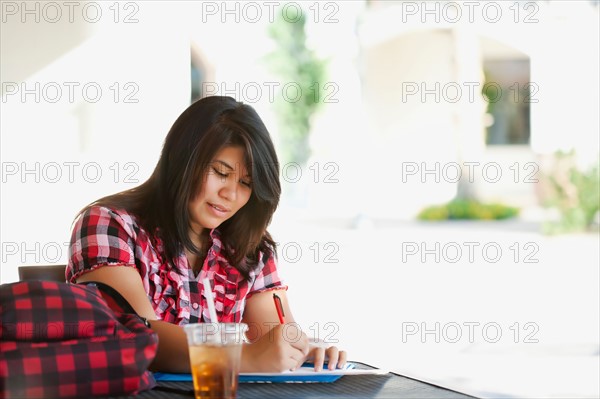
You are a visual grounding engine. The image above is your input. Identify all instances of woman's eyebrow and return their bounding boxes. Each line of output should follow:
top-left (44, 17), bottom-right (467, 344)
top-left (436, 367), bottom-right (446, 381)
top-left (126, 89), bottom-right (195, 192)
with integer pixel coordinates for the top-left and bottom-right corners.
top-left (214, 160), bottom-right (234, 170)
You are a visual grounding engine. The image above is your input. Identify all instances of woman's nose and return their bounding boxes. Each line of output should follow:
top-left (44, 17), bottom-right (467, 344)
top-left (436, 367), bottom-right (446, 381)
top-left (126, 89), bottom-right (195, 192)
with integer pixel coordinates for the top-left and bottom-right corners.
top-left (219, 178), bottom-right (237, 201)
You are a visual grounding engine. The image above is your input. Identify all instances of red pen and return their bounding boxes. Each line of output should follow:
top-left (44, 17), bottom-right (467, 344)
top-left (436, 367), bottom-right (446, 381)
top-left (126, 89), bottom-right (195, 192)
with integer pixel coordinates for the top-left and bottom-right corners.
top-left (273, 293), bottom-right (285, 324)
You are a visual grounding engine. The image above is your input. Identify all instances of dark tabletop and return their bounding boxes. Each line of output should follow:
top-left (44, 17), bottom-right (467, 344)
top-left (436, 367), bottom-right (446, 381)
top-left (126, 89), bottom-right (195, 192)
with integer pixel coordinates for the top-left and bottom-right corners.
top-left (110, 362), bottom-right (477, 399)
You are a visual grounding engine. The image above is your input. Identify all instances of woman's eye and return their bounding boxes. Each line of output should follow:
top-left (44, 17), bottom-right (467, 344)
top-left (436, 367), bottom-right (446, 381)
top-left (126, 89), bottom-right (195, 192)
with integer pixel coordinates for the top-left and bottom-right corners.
top-left (240, 180), bottom-right (252, 188)
top-left (212, 167), bottom-right (227, 177)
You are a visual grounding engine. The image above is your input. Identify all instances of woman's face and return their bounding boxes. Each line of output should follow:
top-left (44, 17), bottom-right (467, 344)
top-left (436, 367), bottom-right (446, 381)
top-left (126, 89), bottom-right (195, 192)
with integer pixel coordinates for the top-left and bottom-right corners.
top-left (189, 145), bottom-right (252, 234)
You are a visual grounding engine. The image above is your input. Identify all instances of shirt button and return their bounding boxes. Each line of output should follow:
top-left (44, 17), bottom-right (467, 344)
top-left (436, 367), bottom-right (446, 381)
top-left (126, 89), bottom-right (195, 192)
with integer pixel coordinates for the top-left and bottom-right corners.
top-left (192, 303), bottom-right (199, 310)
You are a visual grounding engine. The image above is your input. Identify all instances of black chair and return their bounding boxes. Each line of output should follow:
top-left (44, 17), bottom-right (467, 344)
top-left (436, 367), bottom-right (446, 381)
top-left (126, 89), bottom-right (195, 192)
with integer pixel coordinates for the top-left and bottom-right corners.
top-left (18, 265), bottom-right (67, 282)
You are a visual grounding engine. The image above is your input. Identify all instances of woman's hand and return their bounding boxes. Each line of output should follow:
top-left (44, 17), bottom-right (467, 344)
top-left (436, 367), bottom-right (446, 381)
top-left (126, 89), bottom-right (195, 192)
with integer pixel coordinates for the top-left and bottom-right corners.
top-left (241, 324), bottom-right (309, 372)
top-left (240, 289), bottom-right (347, 372)
top-left (306, 341), bottom-right (347, 371)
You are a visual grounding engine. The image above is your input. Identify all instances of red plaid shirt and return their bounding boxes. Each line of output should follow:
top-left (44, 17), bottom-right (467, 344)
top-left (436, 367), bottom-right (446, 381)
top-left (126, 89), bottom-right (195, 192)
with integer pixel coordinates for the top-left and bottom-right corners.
top-left (67, 206), bottom-right (286, 324)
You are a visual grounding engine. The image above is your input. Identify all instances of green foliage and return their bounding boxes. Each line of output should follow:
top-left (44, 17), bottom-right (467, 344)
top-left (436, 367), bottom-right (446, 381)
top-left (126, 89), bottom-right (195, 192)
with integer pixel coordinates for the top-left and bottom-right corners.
top-left (542, 150), bottom-right (600, 234)
top-left (418, 199), bottom-right (520, 221)
top-left (265, 5), bottom-right (326, 165)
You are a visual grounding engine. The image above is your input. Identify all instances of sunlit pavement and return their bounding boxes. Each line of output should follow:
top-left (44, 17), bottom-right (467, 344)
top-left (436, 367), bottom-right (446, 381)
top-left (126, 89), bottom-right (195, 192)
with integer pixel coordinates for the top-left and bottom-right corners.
top-left (272, 207), bottom-right (600, 399)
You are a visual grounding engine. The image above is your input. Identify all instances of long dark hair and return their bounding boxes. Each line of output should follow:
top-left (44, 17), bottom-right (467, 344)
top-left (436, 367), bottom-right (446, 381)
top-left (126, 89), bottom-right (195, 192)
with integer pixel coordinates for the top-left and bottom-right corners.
top-left (81, 96), bottom-right (281, 279)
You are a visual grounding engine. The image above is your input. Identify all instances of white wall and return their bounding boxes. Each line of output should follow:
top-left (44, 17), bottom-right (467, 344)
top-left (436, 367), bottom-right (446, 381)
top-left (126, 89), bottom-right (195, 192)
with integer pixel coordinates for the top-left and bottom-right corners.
top-left (1, 1), bottom-right (191, 283)
top-left (361, 29), bottom-right (465, 218)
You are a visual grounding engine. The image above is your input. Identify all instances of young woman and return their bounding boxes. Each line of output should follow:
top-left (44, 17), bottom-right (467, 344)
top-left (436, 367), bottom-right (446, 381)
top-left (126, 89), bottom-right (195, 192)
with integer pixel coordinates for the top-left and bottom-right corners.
top-left (67, 96), bottom-right (346, 373)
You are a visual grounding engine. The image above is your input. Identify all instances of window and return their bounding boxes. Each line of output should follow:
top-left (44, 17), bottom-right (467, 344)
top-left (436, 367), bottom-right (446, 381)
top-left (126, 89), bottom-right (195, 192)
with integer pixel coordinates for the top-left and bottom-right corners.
top-left (483, 59), bottom-right (531, 145)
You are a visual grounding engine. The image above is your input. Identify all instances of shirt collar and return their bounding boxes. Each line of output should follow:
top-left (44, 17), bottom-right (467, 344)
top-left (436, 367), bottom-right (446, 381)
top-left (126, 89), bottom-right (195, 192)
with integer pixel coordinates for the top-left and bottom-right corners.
top-left (207, 228), bottom-right (222, 255)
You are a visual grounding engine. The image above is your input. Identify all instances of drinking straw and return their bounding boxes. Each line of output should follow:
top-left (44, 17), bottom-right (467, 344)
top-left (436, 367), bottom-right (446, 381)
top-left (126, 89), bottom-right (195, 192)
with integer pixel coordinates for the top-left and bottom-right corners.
top-left (202, 278), bottom-right (219, 323)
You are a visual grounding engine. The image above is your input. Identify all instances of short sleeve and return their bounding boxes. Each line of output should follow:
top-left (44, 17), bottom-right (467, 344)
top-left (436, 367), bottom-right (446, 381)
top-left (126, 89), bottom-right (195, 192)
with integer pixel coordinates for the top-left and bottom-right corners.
top-left (67, 206), bottom-right (137, 283)
top-left (247, 248), bottom-right (287, 298)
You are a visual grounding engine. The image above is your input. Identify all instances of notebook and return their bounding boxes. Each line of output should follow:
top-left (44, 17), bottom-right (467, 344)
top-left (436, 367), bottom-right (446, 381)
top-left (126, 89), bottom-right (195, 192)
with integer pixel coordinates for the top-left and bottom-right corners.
top-left (153, 362), bottom-right (371, 383)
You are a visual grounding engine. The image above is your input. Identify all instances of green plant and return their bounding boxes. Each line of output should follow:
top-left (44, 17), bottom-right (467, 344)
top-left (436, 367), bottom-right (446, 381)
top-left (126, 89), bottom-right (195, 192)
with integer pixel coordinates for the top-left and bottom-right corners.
top-left (542, 150), bottom-right (600, 234)
top-left (418, 199), bottom-right (519, 221)
top-left (264, 5), bottom-right (326, 166)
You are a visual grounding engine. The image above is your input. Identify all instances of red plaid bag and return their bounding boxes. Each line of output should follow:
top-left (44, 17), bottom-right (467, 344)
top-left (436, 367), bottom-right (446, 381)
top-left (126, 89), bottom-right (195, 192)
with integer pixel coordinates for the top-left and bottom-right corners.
top-left (0, 281), bottom-right (158, 398)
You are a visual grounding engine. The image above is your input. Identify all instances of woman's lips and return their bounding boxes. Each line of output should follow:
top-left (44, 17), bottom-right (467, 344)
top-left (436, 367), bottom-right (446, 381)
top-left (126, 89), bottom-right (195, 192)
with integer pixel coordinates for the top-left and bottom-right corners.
top-left (207, 202), bottom-right (230, 216)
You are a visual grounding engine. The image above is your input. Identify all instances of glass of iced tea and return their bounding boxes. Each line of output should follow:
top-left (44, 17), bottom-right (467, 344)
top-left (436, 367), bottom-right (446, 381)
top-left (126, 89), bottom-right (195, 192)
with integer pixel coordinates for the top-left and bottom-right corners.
top-left (184, 323), bottom-right (248, 399)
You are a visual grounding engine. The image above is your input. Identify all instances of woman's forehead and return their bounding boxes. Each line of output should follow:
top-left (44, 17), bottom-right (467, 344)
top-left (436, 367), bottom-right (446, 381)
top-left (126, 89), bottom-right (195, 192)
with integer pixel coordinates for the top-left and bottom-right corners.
top-left (212, 146), bottom-right (251, 174)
